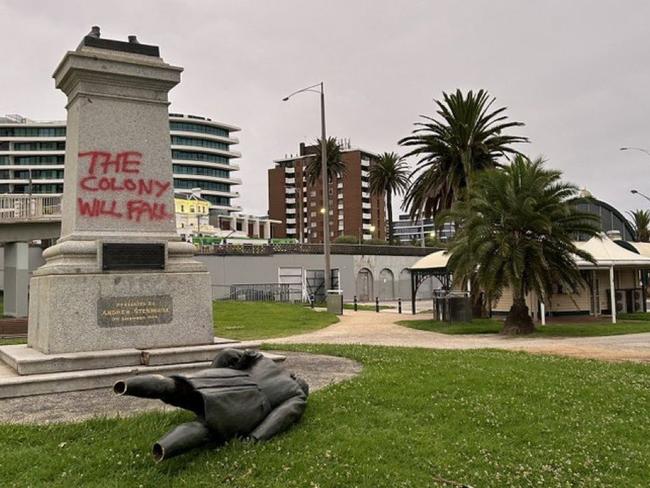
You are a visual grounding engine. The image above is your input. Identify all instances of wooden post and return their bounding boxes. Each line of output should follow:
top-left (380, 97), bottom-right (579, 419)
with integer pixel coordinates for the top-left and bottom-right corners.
top-left (610, 266), bottom-right (616, 324)
top-left (411, 272), bottom-right (416, 315)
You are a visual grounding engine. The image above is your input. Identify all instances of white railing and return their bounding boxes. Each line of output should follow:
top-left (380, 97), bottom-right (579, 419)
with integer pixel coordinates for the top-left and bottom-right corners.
top-left (0, 195), bottom-right (62, 222)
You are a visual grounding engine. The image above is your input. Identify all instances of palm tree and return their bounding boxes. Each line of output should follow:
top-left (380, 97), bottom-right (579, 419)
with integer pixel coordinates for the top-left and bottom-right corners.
top-left (628, 209), bottom-right (650, 242)
top-left (399, 89), bottom-right (528, 219)
top-left (304, 137), bottom-right (346, 185)
top-left (445, 155), bottom-right (600, 335)
top-left (369, 152), bottom-right (410, 243)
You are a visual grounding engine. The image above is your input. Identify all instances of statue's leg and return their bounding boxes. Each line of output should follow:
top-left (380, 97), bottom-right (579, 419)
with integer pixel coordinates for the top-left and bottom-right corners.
top-left (113, 375), bottom-right (177, 399)
top-left (152, 421), bottom-right (212, 462)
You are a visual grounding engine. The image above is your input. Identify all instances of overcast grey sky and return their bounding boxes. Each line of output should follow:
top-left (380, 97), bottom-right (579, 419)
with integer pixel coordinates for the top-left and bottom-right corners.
top-left (2, 0), bottom-right (649, 216)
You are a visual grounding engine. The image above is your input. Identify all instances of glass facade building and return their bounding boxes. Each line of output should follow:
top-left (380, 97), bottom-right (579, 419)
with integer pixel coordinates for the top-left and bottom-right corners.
top-left (392, 214), bottom-right (455, 244)
top-left (0, 113), bottom-right (242, 212)
top-left (393, 196), bottom-right (635, 244)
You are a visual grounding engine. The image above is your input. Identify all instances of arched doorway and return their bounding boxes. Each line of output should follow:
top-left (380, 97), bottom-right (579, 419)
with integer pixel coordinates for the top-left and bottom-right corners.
top-left (398, 268), bottom-right (411, 299)
top-left (379, 268), bottom-right (395, 300)
top-left (356, 268), bottom-right (374, 302)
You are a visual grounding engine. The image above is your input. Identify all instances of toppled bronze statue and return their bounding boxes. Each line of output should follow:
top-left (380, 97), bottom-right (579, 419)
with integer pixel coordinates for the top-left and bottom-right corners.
top-left (113, 349), bottom-right (309, 461)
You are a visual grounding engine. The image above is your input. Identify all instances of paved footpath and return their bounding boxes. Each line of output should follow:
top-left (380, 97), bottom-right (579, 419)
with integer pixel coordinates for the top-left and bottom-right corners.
top-left (261, 311), bottom-right (650, 363)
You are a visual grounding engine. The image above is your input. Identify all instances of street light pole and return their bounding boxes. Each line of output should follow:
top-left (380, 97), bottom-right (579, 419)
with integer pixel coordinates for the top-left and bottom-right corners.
top-left (283, 82), bottom-right (331, 291)
top-left (320, 82), bottom-right (331, 292)
top-left (620, 146), bottom-right (650, 158)
top-left (631, 189), bottom-right (650, 204)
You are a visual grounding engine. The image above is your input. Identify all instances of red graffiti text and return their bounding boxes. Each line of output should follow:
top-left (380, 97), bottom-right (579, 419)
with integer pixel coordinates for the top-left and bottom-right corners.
top-left (76, 150), bottom-right (172, 222)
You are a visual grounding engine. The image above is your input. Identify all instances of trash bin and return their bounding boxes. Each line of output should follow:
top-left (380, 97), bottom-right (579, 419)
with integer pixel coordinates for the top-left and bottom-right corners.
top-left (434, 291), bottom-right (472, 322)
top-left (326, 290), bottom-right (344, 315)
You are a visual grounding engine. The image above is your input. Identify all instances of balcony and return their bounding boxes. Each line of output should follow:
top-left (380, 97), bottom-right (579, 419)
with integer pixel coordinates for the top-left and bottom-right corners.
top-left (0, 195), bottom-right (61, 223)
top-left (286, 197), bottom-right (295, 204)
top-left (286, 187), bottom-right (296, 195)
top-left (361, 158), bottom-right (370, 167)
top-left (286, 207), bottom-right (296, 214)
top-left (285, 177), bottom-right (295, 184)
top-left (362, 202), bottom-right (371, 210)
top-left (362, 192), bottom-right (370, 199)
top-left (286, 218), bottom-right (296, 224)
top-left (363, 212), bottom-right (371, 219)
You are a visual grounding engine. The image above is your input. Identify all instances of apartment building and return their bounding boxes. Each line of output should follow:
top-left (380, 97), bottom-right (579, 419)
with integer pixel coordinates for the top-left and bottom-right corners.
top-left (268, 141), bottom-right (386, 243)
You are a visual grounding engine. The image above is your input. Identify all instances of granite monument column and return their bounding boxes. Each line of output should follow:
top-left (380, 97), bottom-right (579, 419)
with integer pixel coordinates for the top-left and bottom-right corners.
top-left (27, 29), bottom-right (214, 354)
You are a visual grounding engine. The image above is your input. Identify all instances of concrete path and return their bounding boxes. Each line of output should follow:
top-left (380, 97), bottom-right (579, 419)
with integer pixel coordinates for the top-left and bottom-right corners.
top-left (262, 311), bottom-right (650, 363)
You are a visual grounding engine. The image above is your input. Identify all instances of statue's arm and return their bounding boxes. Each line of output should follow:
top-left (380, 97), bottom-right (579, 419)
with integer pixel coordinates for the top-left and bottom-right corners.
top-left (249, 394), bottom-right (307, 441)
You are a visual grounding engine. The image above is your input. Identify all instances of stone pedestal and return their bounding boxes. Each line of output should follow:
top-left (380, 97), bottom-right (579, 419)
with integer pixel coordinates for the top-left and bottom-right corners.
top-left (26, 31), bottom-right (214, 354)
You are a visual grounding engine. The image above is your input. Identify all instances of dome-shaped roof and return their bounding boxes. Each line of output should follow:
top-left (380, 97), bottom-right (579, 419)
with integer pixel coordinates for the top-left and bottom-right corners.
top-left (410, 250), bottom-right (450, 270)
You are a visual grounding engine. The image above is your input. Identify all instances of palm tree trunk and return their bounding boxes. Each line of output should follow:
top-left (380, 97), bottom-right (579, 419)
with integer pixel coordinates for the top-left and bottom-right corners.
top-left (502, 287), bottom-right (535, 335)
top-left (386, 191), bottom-right (393, 243)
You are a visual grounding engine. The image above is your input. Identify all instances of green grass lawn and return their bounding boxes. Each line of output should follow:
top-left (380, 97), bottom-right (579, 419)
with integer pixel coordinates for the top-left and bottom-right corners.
top-left (1, 345), bottom-right (648, 487)
top-left (1, 301), bottom-right (337, 346)
top-left (618, 312), bottom-right (650, 321)
top-left (213, 301), bottom-right (338, 340)
top-left (0, 337), bottom-right (26, 346)
top-left (398, 318), bottom-right (650, 337)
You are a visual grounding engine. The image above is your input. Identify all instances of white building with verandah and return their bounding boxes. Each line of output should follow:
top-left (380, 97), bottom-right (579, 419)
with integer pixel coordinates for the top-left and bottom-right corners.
top-left (408, 232), bottom-right (650, 324)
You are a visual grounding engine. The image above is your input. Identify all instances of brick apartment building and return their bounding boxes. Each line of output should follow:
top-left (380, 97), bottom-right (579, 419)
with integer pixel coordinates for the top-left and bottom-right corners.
top-left (268, 141), bottom-right (386, 243)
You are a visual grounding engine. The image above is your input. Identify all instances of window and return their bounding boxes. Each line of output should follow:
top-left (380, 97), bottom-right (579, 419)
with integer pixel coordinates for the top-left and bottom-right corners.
top-left (169, 121), bottom-right (229, 138)
top-left (173, 179), bottom-right (231, 192)
top-left (171, 150), bottom-right (230, 164)
top-left (172, 164), bottom-right (230, 179)
top-left (0, 127), bottom-right (66, 137)
top-left (171, 136), bottom-right (229, 151)
top-left (204, 195), bottom-right (231, 206)
top-left (15, 169), bottom-right (64, 179)
top-left (13, 155), bottom-right (65, 165)
top-left (14, 183), bottom-right (62, 194)
top-left (13, 141), bottom-right (65, 151)
top-left (181, 205), bottom-right (185, 212)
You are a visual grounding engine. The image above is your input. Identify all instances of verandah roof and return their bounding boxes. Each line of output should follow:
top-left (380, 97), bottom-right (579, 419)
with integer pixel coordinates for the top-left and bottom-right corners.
top-left (574, 234), bottom-right (650, 268)
top-left (409, 234), bottom-right (650, 271)
top-left (409, 250), bottom-right (450, 270)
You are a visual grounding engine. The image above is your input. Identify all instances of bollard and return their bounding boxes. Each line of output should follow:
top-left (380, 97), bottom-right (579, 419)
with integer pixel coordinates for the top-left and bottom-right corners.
top-left (310, 295), bottom-right (315, 308)
top-left (375, 296), bottom-right (379, 313)
top-left (398, 297), bottom-right (402, 314)
top-left (353, 295), bottom-right (358, 311)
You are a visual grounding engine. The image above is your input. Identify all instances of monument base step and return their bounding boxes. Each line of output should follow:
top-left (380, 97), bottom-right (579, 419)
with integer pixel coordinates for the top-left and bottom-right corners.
top-left (0, 347), bottom-right (286, 399)
top-left (0, 337), bottom-right (241, 376)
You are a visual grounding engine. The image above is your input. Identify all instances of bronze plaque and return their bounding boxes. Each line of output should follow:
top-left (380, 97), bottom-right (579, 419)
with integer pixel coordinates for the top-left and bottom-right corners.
top-left (102, 243), bottom-right (165, 271)
top-left (98, 295), bottom-right (173, 327)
